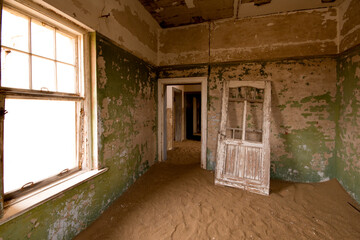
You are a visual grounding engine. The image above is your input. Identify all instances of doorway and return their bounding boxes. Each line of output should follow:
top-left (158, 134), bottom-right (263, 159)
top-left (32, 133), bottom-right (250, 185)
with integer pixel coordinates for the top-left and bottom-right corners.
top-left (173, 89), bottom-right (182, 142)
top-left (158, 77), bottom-right (208, 169)
top-left (185, 92), bottom-right (201, 141)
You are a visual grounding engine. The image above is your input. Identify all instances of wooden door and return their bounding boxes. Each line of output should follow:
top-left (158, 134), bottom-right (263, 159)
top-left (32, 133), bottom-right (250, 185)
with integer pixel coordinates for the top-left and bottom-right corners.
top-left (215, 81), bottom-right (271, 195)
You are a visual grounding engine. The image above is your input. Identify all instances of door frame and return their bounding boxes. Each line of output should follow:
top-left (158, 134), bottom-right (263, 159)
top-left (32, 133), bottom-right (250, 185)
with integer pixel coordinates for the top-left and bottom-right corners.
top-left (172, 88), bottom-right (183, 142)
top-left (158, 77), bottom-right (208, 169)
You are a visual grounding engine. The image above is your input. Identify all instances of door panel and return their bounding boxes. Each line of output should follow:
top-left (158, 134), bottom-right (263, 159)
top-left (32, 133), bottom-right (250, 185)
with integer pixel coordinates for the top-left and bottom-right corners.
top-left (215, 81), bottom-right (271, 195)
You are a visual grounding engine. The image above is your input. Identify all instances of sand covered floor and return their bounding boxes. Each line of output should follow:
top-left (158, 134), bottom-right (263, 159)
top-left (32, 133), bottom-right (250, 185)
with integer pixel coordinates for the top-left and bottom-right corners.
top-left (75, 141), bottom-right (360, 240)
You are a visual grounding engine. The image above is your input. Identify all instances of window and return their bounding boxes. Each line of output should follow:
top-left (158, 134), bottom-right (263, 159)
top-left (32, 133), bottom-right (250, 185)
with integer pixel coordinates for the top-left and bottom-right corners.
top-left (0, 3), bottom-right (91, 205)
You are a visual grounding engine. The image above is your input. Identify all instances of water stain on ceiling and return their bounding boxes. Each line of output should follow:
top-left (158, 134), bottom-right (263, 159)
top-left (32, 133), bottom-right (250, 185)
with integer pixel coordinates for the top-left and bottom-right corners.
top-left (139, 0), bottom-right (342, 28)
top-left (138, 0), bottom-right (235, 28)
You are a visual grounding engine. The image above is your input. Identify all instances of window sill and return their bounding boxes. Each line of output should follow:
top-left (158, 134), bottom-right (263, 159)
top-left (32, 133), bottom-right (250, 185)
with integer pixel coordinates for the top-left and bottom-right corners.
top-left (0, 168), bottom-right (108, 225)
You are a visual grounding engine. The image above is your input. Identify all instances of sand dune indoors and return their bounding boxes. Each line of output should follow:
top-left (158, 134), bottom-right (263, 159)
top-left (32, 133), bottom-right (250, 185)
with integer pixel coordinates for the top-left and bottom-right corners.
top-left (75, 141), bottom-right (360, 240)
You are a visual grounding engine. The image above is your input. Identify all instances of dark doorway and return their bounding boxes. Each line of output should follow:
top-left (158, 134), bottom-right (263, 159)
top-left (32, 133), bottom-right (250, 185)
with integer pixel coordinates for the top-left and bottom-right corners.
top-left (173, 89), bottom-right (182, 142)
top-left (185, 92), bottom-right (201, 141)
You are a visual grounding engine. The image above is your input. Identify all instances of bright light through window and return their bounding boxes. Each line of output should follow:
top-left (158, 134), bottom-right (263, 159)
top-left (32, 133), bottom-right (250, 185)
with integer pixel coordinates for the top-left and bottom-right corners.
top-left (3, 99), bottom-right (77, 193)
top-left (1, 48), bottom-right (30, 89)
top-left (1, 7), bottom-right (77, 94)
top-left (1, 9), bottom-right (29, 52)
top-left (0, 6), bottom-right (85, 197)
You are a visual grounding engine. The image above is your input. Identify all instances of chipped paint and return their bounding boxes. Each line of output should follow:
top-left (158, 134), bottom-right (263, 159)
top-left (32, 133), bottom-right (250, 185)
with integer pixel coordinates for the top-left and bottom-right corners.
top-left (184, 0), bottom-right (195, 8)
top-left (159, 57), bottom-right (337, 183)
top-left (43, 0), bottom-right (160, 65)
top-left (338, 0), bottom-right (360, 52)
top-left (237, 0), bottom-right (341, 19)
top-left (159, 8), bottom-right (338, 66)
top-left (335, 45), bottom-right (360, 203)
top-left (139, 0), bottom-right (234, 28)
top-left (0, 33), bottom-right (157, 239)
top-left (159, 23), bottom-right (210, 66)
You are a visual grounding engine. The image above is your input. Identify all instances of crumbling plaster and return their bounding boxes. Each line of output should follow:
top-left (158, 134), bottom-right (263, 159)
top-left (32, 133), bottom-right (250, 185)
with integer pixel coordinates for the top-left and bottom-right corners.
top-left (40, 0), bottom-right (160, 65)
top-left (336, 45), bottom-right (360, 203)
top-left (0, 33), bottom-right (158, 240)
top-left (159, 58), bottom-right (338, 182)
top-left (157, 0), bottom-right (360, 203)
top-left (1, 0), bottom-right (360, 239)
top-left (338, 0), bottom-right (360, 52)
top-left (159, 7), bottom-right (338, 66)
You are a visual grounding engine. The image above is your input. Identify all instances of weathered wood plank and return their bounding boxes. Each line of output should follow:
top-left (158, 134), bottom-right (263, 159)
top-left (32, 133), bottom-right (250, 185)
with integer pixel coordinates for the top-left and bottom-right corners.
top-left (215, 80), bottom-right (271, 196)
top-left (229, 81), bottom-right (265, 89)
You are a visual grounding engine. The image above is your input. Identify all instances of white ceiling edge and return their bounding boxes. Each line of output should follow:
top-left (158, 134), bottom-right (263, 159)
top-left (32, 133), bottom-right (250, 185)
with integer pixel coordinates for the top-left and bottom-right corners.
top-left (237, 0), bottom-right (345, 18)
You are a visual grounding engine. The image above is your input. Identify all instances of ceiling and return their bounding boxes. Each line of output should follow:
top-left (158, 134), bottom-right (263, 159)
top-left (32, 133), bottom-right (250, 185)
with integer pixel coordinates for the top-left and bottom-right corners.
top-left (139, 0), bottom-right (343, 28)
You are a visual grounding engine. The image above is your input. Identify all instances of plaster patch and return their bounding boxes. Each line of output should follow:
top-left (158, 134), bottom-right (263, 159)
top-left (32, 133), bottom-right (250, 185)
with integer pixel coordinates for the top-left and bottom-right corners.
top-left (356, 67), bottom-right (360, 79)
top-left (97, 56), bottom-right (107, 89)
top-left (101, 98), bottom-right (111, 119)
top-left (48, 191), bottom-right (95, 239)
top-left (185, 0), bottom-right (195, 8)
top-left (317, 171), bottom-right (324, 178)
top-left (321, 9), bottom-right (337, 25)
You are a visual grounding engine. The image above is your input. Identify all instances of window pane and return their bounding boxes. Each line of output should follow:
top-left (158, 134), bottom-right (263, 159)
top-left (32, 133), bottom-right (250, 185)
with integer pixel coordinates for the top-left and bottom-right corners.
top-left (1, 47), bottom-right (30, 89)
top-left (56, 32), bottom-right (75, 64)
top-left (57, 63), bottom-right (76, 93)
top-left (32, 56), bottom-right (56, 91)
top-left (31, 19), bottom-right (55, 59)
top-left (1, 8), bottom-right (29, 52)
top-left (4, 99), bottom-right (77, 193)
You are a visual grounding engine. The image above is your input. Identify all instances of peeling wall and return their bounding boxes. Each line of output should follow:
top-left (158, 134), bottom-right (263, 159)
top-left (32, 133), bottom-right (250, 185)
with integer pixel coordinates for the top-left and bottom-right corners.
top-left (336, 45), bottom-right (360, 202)
top-left (338, 0), bottom-right (360, 52)
top-left (159, 57), bottom-right (337, 182)
top-left (139, 0), bottom-right (234, 28)
top-left (41, 0), bottom-right (160, 65)
top-left (237, 0), bottom-right (342, 19)
top-left (159, 23), bottom-right (210, 66)
top-left (0, 33), bottom-right (157, 239)
top-left (159, 8), bottom-right (338, 66)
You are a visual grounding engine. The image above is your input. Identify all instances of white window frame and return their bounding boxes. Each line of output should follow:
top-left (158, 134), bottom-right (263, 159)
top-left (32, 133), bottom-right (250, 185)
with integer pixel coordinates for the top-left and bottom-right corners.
top-left (0, 0), bottom-right (105, 223)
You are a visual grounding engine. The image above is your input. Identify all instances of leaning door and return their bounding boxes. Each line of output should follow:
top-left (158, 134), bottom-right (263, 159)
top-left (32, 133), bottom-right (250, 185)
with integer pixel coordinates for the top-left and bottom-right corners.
top-left (215, 81), bottom-right (271, 195)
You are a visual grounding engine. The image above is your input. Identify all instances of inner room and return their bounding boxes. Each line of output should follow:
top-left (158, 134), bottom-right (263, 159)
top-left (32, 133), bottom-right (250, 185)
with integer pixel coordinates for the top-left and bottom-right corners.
top-left (165, 84), bottom-right (202, 166)
top-left (0, 0), bottom-right (359, 239)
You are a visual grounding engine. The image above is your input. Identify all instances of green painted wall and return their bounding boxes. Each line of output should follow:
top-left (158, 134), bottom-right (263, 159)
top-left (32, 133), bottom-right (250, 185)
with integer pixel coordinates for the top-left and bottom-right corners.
top-left (336, 45), bottom-right (360, 203)
top-left (159, 57), bottom-right (338, 182)
top-left (0, 33), bottom-right (157, 239)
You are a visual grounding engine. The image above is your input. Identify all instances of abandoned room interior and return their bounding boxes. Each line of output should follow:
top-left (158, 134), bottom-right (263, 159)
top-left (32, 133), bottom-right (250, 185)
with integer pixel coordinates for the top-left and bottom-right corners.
top-left (0, 0), bottom-right (360, 239)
